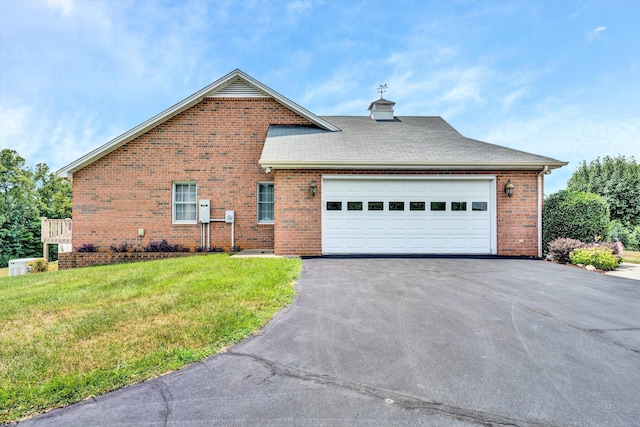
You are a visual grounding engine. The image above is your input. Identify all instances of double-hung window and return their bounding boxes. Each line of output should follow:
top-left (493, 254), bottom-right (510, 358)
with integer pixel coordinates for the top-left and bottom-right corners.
top-left (258, 182), bottom-right (274, 224)
top-left (173, 182), bottom-right (197, 224)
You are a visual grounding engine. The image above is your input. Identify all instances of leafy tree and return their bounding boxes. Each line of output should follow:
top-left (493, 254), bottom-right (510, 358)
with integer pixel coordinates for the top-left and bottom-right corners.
top-left (567, 155), bottom-right (640, 226)
top-left (543, 189), bottom-right (610, 252)
top-left (34, 163), bottom-right (72, 220)
top-left (0, 149), bottom-right (71, 267)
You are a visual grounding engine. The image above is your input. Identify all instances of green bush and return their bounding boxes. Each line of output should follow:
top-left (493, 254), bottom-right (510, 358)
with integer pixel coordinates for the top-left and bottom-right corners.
top-left (543, 190), bottom-right (610, 252)
top-left (570, 247), bottom-right (620, 271)
top-left (608, 220), bottom-right (640, 251)
top-left (28, 258), bottom-right (48, 273)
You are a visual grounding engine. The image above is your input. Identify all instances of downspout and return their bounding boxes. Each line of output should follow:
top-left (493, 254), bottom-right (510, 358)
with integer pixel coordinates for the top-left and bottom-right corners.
top-left (537, 165), bottom-right (550, 258)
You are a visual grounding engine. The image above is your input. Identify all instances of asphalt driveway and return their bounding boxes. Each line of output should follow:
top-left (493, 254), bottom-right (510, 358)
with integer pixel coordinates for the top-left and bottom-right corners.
top-left (20, 258), bottom-right (640, 426)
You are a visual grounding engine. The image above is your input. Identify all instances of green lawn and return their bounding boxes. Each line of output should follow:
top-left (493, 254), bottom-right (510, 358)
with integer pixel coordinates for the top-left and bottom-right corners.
top-left (623, 250), bottom-right (640, 264)
top-left (0, 254), bottom-right (301, 423)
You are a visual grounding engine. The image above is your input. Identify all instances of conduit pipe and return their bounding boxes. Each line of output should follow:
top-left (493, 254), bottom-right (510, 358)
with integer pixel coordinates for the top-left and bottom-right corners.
top-left (200, 219), bottom-right (234, 250)
top-left (537, 165), bottom-right (550, 258)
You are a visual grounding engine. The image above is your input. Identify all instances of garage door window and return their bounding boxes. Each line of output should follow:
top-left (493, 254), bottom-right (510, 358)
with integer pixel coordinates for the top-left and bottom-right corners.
top-left (389, 202), bottom-right (405, 211)
top-left (452, 202), bottom-right (467, 211)
top-left (347, 202), bottom-right (363, 211)
top-left (368, 202), bottom-right (384, 211)
top-left (472, 202), bottom-right (488, 211)
top-left (327, 201), bottom-right (342, 210)
top-left (430, 201), bottom-right (446, 211)
top-left (410, 202), bottom-right (426, 211)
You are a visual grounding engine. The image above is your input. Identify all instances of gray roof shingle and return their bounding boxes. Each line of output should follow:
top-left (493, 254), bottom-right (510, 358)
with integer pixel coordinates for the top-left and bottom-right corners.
top-left (260, 116), bottom-right (567, 170)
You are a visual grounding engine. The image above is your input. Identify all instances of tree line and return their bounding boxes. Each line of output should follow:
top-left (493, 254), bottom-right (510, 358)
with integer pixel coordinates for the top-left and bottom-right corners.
top-left (0, 149), bottom-right (72, 267)
top-left (544, 155), bottom-right (640, 251)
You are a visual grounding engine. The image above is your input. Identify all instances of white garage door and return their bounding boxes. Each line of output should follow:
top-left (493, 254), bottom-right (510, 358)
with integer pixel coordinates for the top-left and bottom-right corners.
top-left (322, 177), bottom-right (496, 254)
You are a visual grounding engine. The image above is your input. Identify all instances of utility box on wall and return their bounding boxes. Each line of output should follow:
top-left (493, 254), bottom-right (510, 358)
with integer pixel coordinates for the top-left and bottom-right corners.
top-left (199, 200), bottom-right (211, 223)
top-left (225, 210), bottom-right (235, 224)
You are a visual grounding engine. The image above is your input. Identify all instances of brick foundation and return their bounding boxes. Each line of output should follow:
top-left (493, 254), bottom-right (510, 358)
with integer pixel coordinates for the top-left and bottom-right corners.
top-left (58, 251), bottom-right (203, 270)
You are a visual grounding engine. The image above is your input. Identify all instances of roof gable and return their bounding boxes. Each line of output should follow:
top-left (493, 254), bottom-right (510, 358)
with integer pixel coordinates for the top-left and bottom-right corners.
top-left (58, 69), bottom-right (339, 178)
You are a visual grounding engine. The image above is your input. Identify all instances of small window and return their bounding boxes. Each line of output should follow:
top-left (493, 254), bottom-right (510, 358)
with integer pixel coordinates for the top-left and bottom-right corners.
top-left (326, 201), bottom-right (342, 211)
top-left (430, 201), bottom-right (446, 211)
top-left (452, 202), bottom-right (467, 211)
top-left (347, 201), bottom-right (363, 211)
top-left (410, 202), bottom-right (426, 211)
top-left (368, 201), bottom-right (384, 211)
top-left (389, 202), bottom-right (405, 211)
top-left (173, 182), bottom-right (197, 224)
top-left (472, 202), bottom-right (488, 211)
top-left (258, 183), bottom-right (274, 223)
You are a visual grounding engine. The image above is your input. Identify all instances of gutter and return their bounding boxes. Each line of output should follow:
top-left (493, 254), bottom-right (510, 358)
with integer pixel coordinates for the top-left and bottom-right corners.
top-left (537, 165), bottom-right (550, 258)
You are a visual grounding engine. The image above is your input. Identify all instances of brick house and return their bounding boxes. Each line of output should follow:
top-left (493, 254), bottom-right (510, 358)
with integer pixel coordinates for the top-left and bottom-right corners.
top-left (58, 69), bottom-right (566, 258)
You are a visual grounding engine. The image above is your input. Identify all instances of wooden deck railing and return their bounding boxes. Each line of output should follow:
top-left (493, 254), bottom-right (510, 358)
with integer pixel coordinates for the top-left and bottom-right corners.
top-left (41, 217), bottom-right (72, 260)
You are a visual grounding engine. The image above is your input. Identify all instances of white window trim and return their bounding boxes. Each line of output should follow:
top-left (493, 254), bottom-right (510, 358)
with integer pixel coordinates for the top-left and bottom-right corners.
top-left (257, 182), bottom-right (274, 224)
top-left (172, 182), bottom-right (198, 224)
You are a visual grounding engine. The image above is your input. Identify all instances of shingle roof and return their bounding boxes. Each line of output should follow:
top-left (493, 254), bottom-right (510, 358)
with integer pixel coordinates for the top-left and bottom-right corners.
top-left (260, 116), bottom-right (567, 170)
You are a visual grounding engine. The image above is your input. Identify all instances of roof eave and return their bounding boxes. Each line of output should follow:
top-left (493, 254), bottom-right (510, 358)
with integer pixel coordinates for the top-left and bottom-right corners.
top-left (259, 160), bottom-right (569, 171)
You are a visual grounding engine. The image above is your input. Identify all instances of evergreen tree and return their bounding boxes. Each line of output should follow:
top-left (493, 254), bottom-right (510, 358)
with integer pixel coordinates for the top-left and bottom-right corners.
top-left (567, 155), bottom-right (640, 226)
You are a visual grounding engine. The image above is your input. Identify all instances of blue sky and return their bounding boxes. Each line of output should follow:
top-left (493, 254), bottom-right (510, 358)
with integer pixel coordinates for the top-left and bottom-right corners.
top-left (1, 0), bottom-right (638, 193)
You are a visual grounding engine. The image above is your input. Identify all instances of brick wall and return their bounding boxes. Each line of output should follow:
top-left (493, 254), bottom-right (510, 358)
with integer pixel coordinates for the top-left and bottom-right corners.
top-left (58, 251), bottom-right (202, 270)
top-left (274, 170), bottom-right (323, 255)
top-left (495, 171), bottom-right (540, 256)
top-left (71, 98), bottom-right (313, 252)
top-left (274, 170), bottom-right (541, 257)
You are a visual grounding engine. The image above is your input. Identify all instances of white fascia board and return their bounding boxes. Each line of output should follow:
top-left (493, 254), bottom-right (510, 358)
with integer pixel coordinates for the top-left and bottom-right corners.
top-left (57, 69), bottom-right (339, 178)
top-left (259, 160), bottom-right (568, 171)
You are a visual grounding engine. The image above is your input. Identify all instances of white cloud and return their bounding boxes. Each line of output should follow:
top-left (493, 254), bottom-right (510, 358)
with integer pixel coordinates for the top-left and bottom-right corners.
top-left (46, 0), bottom-right (74, 16)
top-left (588, 26), bottom-right (607, 41)
top-left (483, 105), bottom-right (640, 193)
top-left (0, 100), bottom-right (112, 172)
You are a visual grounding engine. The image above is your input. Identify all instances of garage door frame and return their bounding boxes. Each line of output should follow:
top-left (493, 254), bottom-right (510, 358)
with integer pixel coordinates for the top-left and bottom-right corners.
top-left (321, 175), bottom-right (497, 255)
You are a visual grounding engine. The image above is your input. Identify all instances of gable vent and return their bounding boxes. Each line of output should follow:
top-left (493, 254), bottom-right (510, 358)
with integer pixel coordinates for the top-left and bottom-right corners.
top-left (207, 78), bottom-right (270, 98)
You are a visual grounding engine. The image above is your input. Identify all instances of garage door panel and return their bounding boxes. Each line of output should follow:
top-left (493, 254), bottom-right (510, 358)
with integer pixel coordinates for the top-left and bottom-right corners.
top-left (322, 178), bottom-right (494, 254)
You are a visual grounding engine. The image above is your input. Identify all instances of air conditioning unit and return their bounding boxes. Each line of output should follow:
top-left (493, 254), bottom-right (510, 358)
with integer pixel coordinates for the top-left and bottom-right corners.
top-left (8, 258), bottom-right (42, 276)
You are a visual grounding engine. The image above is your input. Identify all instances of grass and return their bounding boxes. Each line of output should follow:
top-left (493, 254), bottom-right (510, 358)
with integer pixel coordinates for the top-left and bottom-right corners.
top-left (0, 254), bottom-right (301, 423)
top-left (623, 250), bottom-right (640, 264)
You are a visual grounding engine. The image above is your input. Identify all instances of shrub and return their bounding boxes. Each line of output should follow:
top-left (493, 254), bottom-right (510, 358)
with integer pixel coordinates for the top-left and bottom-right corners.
top-left (144, 240), bottom-right (186, 252)
top-left (547, 238), bottom-right (585, 264)
top-left (196, 246), bottom-right (225, 253)
top-left (570, 247), bottom-right (620, 271)
top-left (76, 243), bottom-right (98, 252)
top-left (543, 190), bottom-right (610, 252)
top-left (28, 258), bottom-right (48, 273)
top-left (109, 243), bottom-right (132, 253)
top-left (231, 246), bottom-right (243, 253)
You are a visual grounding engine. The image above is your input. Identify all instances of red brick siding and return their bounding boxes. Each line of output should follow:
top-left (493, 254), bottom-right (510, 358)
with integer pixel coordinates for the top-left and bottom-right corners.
top-left (72, 98), bottom-right (313, 252)
top-left (274, 170), bottom-right (541, 257)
